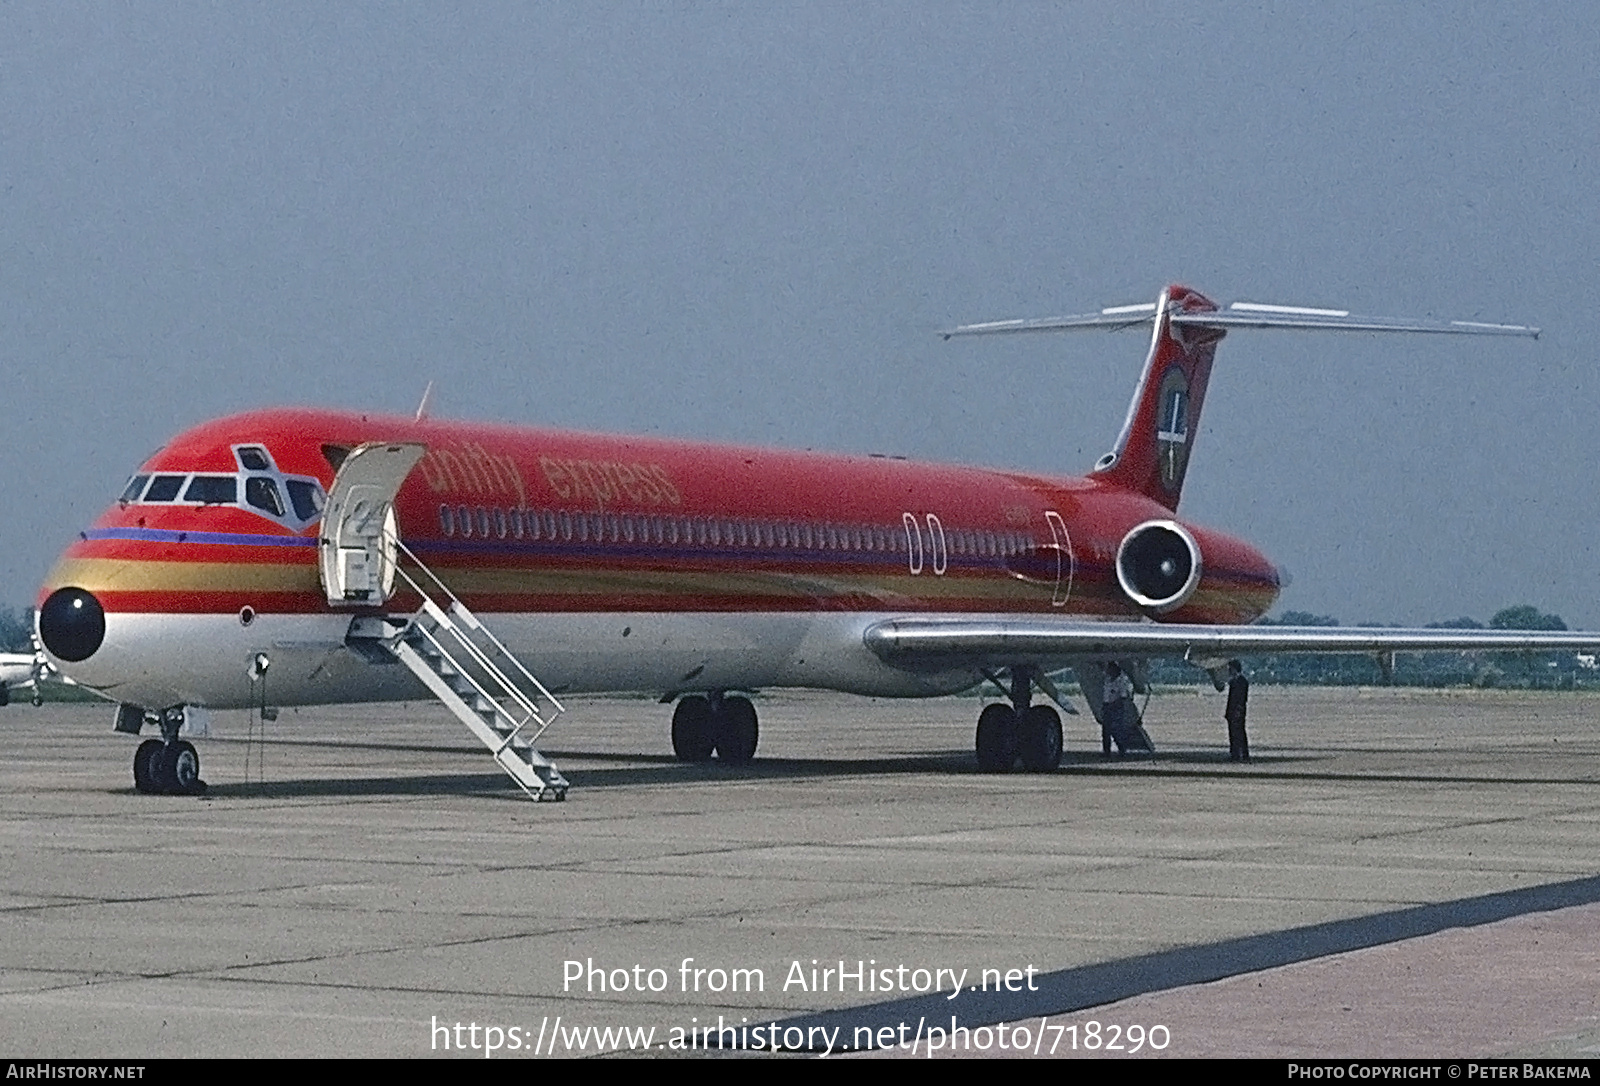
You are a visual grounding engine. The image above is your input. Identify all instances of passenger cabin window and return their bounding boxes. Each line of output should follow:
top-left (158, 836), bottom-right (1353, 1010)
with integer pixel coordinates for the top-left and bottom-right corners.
top-left (144, 475), bottom-right (186, 502)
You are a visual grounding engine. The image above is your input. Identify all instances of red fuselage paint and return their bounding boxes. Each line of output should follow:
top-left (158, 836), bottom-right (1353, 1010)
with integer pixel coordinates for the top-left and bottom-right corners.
top-left (42, 408), bottom-right (1280, 626)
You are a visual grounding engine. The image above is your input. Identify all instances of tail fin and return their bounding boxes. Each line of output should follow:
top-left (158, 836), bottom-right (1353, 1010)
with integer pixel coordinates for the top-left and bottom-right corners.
top-left (941, 285), bottom-right (1538, 512)
top-left (1091, 285), bottom-right (1221, 510)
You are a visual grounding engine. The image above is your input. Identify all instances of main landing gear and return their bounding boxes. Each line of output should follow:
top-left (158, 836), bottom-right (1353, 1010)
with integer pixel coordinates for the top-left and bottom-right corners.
top-left (131, 707), bottom-right (207, 795)
top-left (671, 693), bottom-right (759, 765)
top-left (975, 667), bottom-right (1063, 774)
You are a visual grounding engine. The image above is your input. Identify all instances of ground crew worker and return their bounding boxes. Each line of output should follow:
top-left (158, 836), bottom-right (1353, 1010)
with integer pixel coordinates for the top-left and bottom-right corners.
top-left (1225, 659), bottom-right (1250, 762)
top-left (1102, 662), bottom-right (1133, 756)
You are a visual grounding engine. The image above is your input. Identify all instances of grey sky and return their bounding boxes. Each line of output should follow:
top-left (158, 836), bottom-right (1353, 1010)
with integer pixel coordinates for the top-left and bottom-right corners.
top-left (2, 3), bottom-right (1595, 624)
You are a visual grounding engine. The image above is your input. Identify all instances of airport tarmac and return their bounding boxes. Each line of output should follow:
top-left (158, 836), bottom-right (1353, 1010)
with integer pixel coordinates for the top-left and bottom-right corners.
top-left (1, 685), bottom-right (1597, 1059)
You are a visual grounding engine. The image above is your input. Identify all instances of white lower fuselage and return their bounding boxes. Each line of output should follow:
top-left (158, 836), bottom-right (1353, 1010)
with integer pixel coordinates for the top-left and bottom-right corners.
top-left (67, 611), bottom-right (988, 711)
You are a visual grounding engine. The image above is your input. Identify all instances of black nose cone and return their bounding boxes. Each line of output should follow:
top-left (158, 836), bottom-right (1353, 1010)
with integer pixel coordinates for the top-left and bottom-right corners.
top-left (39, 587), bottom-right (106, 662)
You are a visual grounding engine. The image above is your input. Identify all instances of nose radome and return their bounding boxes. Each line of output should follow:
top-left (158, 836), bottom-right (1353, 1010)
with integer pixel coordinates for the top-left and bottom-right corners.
top-left (38, 587), bottom-right (106, 663)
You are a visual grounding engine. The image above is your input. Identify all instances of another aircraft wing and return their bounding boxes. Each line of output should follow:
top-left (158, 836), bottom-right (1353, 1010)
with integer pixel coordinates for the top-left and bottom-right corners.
top-left (863, 618), bottom-right (1600, 670)
top-left (0, 653), bottom-right (41, 686)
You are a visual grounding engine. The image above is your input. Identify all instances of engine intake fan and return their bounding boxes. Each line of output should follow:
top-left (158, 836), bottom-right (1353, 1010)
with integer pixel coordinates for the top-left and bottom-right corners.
top-left (1115, 520), bottom-right (1202, 614)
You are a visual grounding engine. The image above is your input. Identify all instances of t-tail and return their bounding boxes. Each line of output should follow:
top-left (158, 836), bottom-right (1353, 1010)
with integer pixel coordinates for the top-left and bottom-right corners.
top-left (943, 285), bottom-right (1540, 511)
top-left (1089, 285), bottom-right (1218, 508)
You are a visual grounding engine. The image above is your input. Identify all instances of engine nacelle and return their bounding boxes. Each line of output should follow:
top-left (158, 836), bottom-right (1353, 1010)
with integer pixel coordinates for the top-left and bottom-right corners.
top-left (1115, 519), bottom-right (1202, 614)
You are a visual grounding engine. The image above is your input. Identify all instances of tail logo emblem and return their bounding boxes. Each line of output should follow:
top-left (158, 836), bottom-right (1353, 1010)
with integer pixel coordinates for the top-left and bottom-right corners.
top-left (1155, 366), bottom-right (1190, 493)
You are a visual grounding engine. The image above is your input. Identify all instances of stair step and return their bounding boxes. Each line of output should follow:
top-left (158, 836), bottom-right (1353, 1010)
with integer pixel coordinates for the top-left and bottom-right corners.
top-left (374, 581), bottom-right (567, 801)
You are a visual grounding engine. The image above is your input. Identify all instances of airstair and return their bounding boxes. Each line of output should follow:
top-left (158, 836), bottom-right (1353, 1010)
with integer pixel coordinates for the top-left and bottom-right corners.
top-left (321, 441), bottom-right (568, 800)
top-left (348, 536), bottom-right (569, 801)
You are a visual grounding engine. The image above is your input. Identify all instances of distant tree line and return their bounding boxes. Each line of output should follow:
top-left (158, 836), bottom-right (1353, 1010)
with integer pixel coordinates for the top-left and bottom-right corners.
top-left (0, 607), bottom-right (30, 653)
top-left (1150, 605), bottom-right (1595, 689)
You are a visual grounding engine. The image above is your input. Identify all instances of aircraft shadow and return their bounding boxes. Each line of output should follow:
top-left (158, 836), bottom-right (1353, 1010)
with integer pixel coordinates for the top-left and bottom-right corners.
top-left (772, 872), bottom-right (1600, 1047)
top-left (190, 750), bottom-right (980, 800)
top-left (191, 772), bottom-right (524, 801)
top-left (179, 743), bottom-right (1591, 800)
top-left (1059, 751), bottom-right (1600, 788)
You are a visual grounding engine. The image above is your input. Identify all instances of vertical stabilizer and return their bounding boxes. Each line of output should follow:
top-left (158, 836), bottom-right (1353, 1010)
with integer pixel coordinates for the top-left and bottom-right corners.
top-left (1090, 285), bottom-right (1223, 510)
top-left (940, 284), bottom-right (1535, 511)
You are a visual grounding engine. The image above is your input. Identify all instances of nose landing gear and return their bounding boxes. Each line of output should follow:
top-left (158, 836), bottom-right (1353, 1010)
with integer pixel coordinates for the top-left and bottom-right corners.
top-left (130, 707), bottom-right (207, 795)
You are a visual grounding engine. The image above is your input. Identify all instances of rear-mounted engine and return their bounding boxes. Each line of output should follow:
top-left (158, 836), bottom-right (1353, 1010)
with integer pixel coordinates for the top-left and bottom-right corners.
top-left (1115, 520), bottom-right (1202, 614)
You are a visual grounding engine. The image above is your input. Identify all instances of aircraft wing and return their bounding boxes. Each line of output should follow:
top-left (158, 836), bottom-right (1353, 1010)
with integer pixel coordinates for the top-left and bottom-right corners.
top-left (0, 653), bottom-right (41, 686)
top-left (863, 618), bottom-right (1600, 670)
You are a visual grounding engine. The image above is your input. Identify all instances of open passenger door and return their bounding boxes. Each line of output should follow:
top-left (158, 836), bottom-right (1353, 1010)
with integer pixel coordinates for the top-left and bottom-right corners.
top-left (318, 442), bottom-right (426, 606)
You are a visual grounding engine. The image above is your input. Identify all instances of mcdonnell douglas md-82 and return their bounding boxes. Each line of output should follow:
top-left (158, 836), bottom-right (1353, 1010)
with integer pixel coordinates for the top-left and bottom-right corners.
top-left (33, 285), bottom-right (1600, 799)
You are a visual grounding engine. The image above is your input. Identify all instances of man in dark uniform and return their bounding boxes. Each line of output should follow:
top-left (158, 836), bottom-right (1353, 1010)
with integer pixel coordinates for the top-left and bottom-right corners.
top-left (1102, 662), bottom-right (1132, 756)
top-left (1225, 659), bottom-right (1250, 762)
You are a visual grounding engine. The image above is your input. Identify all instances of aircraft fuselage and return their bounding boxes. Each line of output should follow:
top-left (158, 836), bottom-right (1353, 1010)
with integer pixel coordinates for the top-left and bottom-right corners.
top-left (36, 407), bottom-right (1280, 710)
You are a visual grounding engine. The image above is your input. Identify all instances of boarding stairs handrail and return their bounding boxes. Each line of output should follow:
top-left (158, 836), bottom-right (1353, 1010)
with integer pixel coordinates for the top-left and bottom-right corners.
top-left (384, 531), bottom-right (565, 748)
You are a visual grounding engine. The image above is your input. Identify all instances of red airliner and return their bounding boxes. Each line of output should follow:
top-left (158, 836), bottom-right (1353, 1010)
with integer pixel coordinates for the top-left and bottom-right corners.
top-left (33, 286), bottom-right (1599, 798)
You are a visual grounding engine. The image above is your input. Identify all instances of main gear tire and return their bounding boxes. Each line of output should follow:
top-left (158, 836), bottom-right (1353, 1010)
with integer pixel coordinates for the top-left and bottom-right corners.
top-left (713, 696), bottom-right (759, 765)
top-left (1017, 705), bottom-right (1063, 773)
top-left (975, 704), bottom-right (1019, 772)
top-left (671, 697), bottom-right (716, 762)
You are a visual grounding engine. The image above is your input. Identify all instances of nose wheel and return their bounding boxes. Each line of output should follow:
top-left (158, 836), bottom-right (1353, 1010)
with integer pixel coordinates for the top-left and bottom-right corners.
top-left (132, 711), bottom-right (207, 795)
top-left (133, 739), bottom-right (162, 792)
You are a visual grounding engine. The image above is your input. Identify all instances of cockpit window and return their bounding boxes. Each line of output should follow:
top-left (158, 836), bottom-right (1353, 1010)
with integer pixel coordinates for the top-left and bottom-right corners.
top-left (285, 479), bottom-right (323, 521)
top-left (119, 475), bottom-right (150, 503)
top-left (237, 447), bottom-right (271, 471)
top-left (184, 475), bottom-right (237, 505)
top-left (143, 475), bottom-right (186, 502)
top-left (245, 477), bottom-right (286, 517)
top-left (121, 445), bottom-right (325, 528)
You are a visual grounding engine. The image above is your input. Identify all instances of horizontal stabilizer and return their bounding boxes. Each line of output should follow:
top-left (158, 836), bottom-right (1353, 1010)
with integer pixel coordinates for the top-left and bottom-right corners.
top-left (1179, 303), bottom-right (1539, 337)
top-left (943, 300), bottom-right (1539, 339)
top-left (942, 305), bottom-right (1159, 338)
